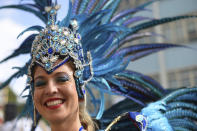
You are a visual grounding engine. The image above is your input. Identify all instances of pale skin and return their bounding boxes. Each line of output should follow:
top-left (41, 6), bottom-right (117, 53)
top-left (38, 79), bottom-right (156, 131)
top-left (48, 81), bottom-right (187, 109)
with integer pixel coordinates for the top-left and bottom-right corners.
top-left (33, 62), bottom-right (86, 131)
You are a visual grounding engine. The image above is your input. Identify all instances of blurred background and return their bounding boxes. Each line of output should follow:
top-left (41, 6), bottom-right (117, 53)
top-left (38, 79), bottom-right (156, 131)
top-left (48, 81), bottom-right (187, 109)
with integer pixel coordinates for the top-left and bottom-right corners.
top-left (0, 0), bottom-right (197, 130)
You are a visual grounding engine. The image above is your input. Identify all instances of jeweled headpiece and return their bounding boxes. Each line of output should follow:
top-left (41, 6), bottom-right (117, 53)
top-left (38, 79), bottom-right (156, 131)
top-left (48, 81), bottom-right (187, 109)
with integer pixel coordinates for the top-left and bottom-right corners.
top-left (27, 5), bottom-right (92, 98)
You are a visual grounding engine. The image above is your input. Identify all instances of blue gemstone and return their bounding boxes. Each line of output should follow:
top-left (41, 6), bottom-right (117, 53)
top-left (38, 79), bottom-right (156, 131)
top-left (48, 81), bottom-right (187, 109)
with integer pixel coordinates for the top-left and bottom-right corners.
top-left (45, 63), bottom-right (51, 69)
top-left (83, 89), bottom-right (85, 94)
top-left (79, 77), bottom-right (84, 84)
top-left (61, 36), bottom-right (65, 40)
top-left (53, 36), bottom-right (58, 41)
top-left (42, 51), bottom-right (46, 55)
top-left (51, 31), bottom-right (56, 36)
top-left (56, 47), bottom-right (59, 52)
top-left (61, 48), bottom-right (67, 54)
top-left (68, 44), bottom-right (73, 49)
top-left (47, 35), bottom-right (50, 39)
top-left (40, 32), bottom-right (44, 37)
top-left (76, 45), bottom-right (81, 50)
top-left (76, 70), bottom-right (82, 77)
top-left (59, 28), bottom-right (62, 32)
top-left (78, 51), bottom-right (83, 57)
top-left (48, 30), bottom-right (51, 34)
top-left (70, 34), bottom-right (74, 39)
top-left (43, 44), bottom-right (47, 48)
top-left (36, 54), bottom-right (40, 59)
top-left (65, 36), bottom-right (69, 40)
top-left (50, 9), bottom-right (55, 14)
top-left (27, 76), bottom-right (31, 83)
top-left (47, 21), bottom-right (52, 25)
top-left (77, 34), bottom-right (81, 39)
top-left (48, 47), bottom-right (53, 54)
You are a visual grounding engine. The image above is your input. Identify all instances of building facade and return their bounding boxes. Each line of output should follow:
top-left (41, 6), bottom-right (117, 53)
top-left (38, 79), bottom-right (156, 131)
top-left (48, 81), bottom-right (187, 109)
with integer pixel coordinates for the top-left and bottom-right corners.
top-left (124, 0), bottom-right (197, 89)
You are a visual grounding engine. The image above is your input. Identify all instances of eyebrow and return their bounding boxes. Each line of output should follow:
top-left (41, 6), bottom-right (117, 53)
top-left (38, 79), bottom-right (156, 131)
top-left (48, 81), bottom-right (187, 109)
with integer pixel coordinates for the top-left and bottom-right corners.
top-left (54, 72), bottom-right (70, 77)
top-left (34, 72), bottom-right (70, 80)
top-left (34, 76), bottom-right (45, 81)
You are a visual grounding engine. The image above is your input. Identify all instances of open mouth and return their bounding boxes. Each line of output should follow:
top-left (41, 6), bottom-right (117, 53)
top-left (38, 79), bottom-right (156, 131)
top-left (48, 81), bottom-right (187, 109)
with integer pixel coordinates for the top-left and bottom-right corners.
top-left (44, 98), bottom-right (65, 109)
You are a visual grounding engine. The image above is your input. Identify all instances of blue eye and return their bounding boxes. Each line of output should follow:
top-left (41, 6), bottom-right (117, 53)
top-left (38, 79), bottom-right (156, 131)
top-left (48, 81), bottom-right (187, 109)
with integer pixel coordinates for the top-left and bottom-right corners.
top-left (34, 80), bottom-right (46, 87)
top-left (56, 76), bottom-right (70, 82)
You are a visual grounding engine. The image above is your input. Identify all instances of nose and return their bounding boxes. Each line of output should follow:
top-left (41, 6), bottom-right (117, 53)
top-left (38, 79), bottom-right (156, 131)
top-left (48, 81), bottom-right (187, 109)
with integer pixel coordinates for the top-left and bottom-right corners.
top-left (45, 80), bottom-right (58, 95)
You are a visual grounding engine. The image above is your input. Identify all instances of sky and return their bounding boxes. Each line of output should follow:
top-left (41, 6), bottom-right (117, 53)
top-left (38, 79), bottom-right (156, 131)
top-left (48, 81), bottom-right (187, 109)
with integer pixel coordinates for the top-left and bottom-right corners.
top-left (0, 0), bottom-right (69, 102)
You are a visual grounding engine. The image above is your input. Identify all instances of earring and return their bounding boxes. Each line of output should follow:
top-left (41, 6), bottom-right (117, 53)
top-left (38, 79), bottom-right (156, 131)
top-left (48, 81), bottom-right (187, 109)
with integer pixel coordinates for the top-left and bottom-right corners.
top-left (34, 104), bottom-right (37, 126)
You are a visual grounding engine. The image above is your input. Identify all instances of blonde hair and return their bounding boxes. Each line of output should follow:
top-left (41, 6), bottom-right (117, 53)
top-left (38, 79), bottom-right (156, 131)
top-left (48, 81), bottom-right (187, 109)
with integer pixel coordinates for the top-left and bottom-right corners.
top-left (79, 99), bottom-right (95, 131)
top-left (68, 60), bottom-right (96, 131)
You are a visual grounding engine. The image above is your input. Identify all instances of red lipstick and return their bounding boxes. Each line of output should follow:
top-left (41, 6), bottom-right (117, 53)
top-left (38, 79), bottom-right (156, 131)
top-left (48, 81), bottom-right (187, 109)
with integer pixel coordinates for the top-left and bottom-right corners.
top-left (45, 98), bottom-right (64, 110)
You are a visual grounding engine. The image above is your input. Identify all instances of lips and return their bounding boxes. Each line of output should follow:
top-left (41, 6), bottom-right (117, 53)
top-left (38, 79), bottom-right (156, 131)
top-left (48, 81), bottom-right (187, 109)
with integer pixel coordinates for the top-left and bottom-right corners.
top-left (44, 98), bottom-right (65, 110)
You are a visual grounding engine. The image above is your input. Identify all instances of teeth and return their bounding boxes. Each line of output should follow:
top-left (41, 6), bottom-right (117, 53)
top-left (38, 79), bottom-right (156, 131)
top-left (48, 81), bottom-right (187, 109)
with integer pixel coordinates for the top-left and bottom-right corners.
top-left (46, 100), bottom-right (63, 106)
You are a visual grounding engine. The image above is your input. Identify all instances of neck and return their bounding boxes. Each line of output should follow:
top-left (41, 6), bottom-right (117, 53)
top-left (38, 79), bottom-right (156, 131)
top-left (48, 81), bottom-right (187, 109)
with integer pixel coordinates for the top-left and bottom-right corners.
top-left (50, 112), bottom-right (82, 131)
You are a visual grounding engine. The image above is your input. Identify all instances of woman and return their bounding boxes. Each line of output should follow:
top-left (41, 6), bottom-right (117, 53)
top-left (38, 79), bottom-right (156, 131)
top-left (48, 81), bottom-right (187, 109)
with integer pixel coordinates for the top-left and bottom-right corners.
top-left (27, 5), bottom-right (96, 130)
top-left (0, 0), bottom-right (197, 131)
top-left (33, 61), bottom-right (94, 131)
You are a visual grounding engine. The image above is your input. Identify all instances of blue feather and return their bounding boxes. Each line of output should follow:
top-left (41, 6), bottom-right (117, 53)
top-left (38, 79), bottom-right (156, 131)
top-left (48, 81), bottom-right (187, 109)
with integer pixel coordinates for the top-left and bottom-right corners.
top-left (117, 43), bottom-right (186, 57)
top-left (84, 0), bottom-right (97, 14)
top-left (78, 0), bottom-right (89, 14)
top-left (169, 119), bottom-right (197, 130)
top-left (17, 25), bottom-right (43, 39)
top-left (96, 90), bottom-right (105, 119)
top-left (123, 70), bottom-right (165, 93)
top-left (0, 4), bottom-right (47, 23)
top-left (102, 0), bottom-right (121, 24)
top-left (72, 0), bottom-right (80, 15)
top-left (111, 88), bottom-right (146, 106)
top-left (0, 34), bottom-right (36, 63)
top-left (86, 85), bottom-right (100, 116)
top-left (91, 0), bottom-right (105, 13)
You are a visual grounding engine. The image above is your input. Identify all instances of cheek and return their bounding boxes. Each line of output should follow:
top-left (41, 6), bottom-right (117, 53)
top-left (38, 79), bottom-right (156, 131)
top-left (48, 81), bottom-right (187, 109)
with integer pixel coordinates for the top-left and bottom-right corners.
top-left (62, 82), bottom-right (79, 103)
top-left (33, 90), bottom-right (43, 107)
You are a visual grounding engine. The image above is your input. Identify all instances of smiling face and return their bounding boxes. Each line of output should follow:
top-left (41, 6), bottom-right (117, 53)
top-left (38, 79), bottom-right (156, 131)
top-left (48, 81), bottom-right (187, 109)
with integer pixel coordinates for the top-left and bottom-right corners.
top-left (33, 62), bottom-right (79, 124)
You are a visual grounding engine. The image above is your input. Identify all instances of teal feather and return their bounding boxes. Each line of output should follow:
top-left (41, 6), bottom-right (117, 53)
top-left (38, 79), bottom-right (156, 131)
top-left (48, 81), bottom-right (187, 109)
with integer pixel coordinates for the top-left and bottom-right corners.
top-left (168, 102), bottom-right (197, 111)
top-left (96, 90), bottom-right (105, 119)
top-left (79, 10), bottom-right (110, 36)
top-left (17, 25), bottom-right (43, 39)
top-left (91, 0), bottom-right (104, 13)
top-left (113, 9), bottom-right (151, 25)
top-left (78, 0), bottom-right (89, 14)
top-left (0, 72), bottom-right (18, 90)
top-left (93, 57), bottom-right (124, 76)
top-left (0, 60), bottom-right (29, 89)
top-left (117, 72), bottom-right (163, 97)
top-left (102, 0), bottom-right (121, 24)
top-left (34, 0), bottom-right (49, 7)
top-left (86, 85), bottom-right (100, 116)
top-left (163, 87), bottom-right (197, 103)
top-left (101, 0), bottom-right (114, 10)
top-left (0, 34), bottom-right (36, 64)
top-left (173, 127), bottom-right (190, 131)
top-left (169, 119), bottom-right (197, 130)
top-left (104, 75), bottom-right (127, 92)
top-left (129, 15), bottom-right (197, 34)
top-left (165, 108), bottom-right (197, 120)
top-left (116, 15), bottom-right (197, 46)
top-left (0, 5), bottom-right (47, 23)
